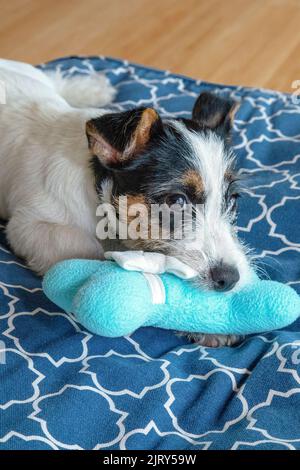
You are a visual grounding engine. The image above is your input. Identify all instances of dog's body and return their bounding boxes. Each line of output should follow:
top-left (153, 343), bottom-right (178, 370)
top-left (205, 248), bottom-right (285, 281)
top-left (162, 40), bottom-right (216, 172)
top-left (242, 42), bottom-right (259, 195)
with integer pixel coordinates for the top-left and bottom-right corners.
top-left (0, 60), bottom-right (113, 273)
top-left (0, 60), bottom-right (252, 346)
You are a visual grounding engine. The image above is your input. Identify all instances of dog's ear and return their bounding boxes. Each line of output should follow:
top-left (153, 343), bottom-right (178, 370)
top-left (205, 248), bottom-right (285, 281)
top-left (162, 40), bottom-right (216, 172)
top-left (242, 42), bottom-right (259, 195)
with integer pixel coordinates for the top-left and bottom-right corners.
top-left (192, 92), bottom-right (239, 133)
top-left (86, 107), bottom-right (162, 169)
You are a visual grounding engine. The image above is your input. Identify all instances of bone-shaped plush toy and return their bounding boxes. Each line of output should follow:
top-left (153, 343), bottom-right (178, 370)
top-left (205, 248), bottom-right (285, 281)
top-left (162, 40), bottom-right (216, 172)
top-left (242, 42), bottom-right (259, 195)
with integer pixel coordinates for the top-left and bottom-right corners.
top-left (42, 251), bottom-right (300, 338)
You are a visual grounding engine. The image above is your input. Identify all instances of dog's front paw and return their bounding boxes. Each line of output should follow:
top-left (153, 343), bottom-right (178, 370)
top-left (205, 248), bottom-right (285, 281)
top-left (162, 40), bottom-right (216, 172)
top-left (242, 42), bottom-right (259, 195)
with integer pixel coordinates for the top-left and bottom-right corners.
top-left (179, 332), bottom-right (243, 348)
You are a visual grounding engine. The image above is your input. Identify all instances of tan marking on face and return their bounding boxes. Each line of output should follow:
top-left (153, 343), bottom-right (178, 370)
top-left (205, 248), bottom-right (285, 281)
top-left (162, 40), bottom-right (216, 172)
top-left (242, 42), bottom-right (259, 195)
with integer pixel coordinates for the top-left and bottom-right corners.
top-left (127, 194), bottom-right (151, 240)
top-left (114, 193), bottom-right (149, 225)
top-left (112, 194), bottom-right (146, 215)
top-left (126, 194), bottom-right (148, 208)
top-left (113, 193), bottom-right (172, 245)
top-left (182, 170), bottom-right (204, 196)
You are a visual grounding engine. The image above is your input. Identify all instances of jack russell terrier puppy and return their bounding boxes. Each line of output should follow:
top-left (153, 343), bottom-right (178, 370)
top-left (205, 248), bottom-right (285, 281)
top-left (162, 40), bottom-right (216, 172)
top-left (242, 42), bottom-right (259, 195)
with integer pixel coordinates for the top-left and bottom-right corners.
top-left (0, 59), bottom-right (252, 347)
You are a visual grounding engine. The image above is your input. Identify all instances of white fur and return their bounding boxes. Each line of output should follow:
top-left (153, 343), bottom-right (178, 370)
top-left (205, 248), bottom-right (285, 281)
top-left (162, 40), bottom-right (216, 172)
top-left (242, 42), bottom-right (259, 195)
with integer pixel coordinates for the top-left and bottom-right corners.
top-left (0, 59), bottom-right (115, 274)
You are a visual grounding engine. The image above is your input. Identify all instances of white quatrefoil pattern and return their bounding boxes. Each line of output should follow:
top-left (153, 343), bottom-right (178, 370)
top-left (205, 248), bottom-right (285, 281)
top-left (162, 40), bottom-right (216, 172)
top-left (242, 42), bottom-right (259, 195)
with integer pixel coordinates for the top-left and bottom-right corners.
top-left (0, 56), bottom-right (300, 450)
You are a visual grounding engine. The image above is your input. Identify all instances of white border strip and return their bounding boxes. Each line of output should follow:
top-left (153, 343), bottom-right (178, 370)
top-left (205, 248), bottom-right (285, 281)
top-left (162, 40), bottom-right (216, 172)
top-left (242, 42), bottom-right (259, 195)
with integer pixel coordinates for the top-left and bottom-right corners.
top-left (142, 273), bottom-right (166, 304)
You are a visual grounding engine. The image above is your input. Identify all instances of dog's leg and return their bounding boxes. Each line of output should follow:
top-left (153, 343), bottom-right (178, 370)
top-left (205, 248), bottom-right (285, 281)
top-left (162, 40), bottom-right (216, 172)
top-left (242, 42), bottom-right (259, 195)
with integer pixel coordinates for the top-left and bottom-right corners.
top-left (179, 332), bottom-right (242, 348)
top-left (44, 70), bottom-right (116, 108)
top-left (6, 215), bottom-right (104, 275)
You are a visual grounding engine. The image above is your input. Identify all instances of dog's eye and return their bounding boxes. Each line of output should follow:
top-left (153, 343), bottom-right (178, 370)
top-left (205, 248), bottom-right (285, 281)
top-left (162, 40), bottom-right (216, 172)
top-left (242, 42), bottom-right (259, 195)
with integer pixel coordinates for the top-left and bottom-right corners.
top-left (165, 194), bottom-right (187, 209)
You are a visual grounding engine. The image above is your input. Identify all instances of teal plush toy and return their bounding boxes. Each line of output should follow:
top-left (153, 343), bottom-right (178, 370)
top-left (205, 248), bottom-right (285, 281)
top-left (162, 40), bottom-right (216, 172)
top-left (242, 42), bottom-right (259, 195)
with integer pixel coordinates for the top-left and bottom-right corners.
top-left (42, 252), bottom-right (300, 337)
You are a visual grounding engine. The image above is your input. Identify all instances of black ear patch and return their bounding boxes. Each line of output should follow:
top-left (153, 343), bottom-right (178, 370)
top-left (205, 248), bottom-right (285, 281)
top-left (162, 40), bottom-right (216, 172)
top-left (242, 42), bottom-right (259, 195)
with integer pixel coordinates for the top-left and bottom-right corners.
top-left (86, 107), bottom-right (162, 169)
top-left (192, 92), bottom-right (238, 133)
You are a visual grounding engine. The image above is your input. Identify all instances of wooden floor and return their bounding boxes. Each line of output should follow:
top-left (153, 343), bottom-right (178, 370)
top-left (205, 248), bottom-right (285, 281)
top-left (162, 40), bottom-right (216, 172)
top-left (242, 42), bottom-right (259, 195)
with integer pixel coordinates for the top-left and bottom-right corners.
top-left (0, 0), bottom-right (299, 92)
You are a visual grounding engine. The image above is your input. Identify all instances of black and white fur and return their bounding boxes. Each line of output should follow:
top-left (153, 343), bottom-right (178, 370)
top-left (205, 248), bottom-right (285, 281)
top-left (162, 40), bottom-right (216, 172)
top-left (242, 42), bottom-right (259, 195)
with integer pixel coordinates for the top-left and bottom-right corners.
top-left (0, 59), bottom-right (252, 347)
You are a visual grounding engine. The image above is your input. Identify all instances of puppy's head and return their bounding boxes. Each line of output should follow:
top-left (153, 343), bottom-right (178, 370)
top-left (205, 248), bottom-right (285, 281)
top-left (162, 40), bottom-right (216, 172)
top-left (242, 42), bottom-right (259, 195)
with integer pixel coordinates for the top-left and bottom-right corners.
top-left (86, 92), bottom-right (251, 291)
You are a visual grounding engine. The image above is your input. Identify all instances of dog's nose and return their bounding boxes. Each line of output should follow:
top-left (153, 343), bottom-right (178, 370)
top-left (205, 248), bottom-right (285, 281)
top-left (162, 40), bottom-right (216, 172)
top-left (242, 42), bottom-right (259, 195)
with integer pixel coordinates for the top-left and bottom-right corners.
top-left (210, 264), bottom-right (240, 292)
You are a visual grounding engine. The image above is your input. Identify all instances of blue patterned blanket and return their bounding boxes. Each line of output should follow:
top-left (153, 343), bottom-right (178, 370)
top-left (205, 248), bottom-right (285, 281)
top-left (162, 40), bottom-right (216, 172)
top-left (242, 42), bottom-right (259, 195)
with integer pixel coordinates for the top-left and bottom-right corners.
top-left (0, 56), bottom-right (300, 450)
